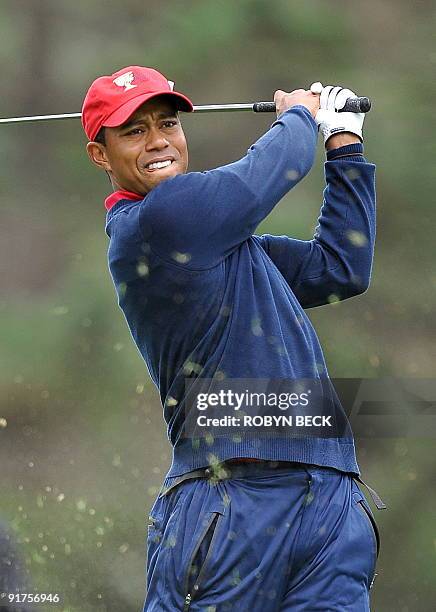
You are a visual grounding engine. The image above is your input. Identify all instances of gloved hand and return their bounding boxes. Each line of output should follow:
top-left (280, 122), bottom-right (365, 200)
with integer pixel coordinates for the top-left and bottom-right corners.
top-left (310, 82), bottom-right (364, 144)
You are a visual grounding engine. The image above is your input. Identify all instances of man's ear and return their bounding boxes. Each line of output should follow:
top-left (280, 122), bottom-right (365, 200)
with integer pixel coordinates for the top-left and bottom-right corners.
top-left (86, 141), bottom-right (112, 172)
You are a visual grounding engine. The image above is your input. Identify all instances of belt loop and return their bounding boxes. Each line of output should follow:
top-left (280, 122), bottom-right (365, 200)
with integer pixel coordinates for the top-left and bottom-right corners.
top-left (353, 475), bottom-right (387, 510)
top-left (159, 467), bottom-right (209, 498)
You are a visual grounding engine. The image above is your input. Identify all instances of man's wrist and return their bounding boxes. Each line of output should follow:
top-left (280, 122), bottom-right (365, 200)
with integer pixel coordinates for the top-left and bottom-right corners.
top-left (325, 132), bottom-right (361, 151)
top-left (326, 142), bottom-right (364, 162)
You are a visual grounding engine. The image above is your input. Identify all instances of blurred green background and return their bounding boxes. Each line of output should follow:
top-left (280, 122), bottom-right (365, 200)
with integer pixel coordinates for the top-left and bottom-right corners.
top-left (1, 1), bottom-right (435, 610)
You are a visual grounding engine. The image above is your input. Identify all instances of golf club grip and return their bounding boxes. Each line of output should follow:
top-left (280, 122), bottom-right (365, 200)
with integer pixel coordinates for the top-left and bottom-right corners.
top-left (253, 96), bottom-right (371, 114)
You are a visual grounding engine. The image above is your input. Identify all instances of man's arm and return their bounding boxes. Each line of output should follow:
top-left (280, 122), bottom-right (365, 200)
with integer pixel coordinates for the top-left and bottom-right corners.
top-left (256, 140), bottom-right (376, 308)
top-left (138, 90), bottom-right (319, 270)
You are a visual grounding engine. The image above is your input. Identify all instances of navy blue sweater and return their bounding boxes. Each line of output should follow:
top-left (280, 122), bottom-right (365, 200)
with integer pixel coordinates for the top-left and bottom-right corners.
top-left (104, 106), bottom-right (376, 478)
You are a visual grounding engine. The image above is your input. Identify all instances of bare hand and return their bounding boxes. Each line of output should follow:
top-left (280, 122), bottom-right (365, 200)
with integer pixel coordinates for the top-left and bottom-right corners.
top-left (274, 89), bottom-right (320, 119)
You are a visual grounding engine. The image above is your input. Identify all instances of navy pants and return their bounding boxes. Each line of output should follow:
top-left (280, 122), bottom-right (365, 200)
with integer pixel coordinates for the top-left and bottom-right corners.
top-left (144, 462), bottom-right (380, 611)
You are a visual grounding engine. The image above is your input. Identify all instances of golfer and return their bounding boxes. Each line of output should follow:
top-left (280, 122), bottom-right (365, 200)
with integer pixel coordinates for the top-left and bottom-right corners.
top-left (82, 66), bottom-right (385, 611)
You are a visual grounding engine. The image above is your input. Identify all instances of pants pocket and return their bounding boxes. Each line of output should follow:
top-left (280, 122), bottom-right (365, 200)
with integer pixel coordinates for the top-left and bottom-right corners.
top-left (183, 510), bottom-right (223, 607)
top-left (353, 489), bottom-right (380, 591)
top-left (356, 497), bottom-right (381, 560)
top-left (146, 486), bottom-right (188, 588)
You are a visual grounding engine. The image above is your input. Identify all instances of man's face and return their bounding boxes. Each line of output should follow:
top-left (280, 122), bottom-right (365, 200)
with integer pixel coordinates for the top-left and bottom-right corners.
top-left (87, 96), bottom-right (189, 196)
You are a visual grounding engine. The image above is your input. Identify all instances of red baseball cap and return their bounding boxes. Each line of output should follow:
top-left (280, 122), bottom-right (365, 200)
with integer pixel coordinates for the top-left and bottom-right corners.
top-left (81, 66), bottom-right (194, 141)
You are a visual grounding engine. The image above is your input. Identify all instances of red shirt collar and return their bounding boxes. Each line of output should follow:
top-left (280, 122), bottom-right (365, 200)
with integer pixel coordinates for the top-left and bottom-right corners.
top-left (105, 189), bottom-right (143, 211)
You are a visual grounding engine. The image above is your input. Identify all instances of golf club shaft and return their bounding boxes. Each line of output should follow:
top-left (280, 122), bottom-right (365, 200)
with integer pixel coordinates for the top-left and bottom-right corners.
top-left (0, 97), bottom-right (371, 125)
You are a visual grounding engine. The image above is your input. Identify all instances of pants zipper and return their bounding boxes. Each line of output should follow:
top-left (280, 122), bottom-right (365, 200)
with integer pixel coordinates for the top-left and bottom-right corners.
top-left (183, 593), bottom-right (192, 611)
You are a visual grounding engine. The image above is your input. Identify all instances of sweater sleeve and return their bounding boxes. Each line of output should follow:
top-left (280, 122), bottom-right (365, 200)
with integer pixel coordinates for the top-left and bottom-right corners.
top-left (138, 105), bottom-right (318, 270)
top-left (257, 144), bottom-right (376, 308)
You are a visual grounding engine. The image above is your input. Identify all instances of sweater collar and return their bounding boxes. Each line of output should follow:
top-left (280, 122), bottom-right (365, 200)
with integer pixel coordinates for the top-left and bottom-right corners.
top-left (105, 189), bottom-right (143, 211)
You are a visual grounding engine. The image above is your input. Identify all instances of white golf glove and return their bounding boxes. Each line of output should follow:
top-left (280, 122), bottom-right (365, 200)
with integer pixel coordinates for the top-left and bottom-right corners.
top-left (310, 82), bottom-right (364, 144)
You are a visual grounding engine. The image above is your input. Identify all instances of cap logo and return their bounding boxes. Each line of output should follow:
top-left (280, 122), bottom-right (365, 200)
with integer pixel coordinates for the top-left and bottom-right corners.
top-left (113, 71), bottom-right (137, 91)
top-left (168, 80), bottom-right (175, 91)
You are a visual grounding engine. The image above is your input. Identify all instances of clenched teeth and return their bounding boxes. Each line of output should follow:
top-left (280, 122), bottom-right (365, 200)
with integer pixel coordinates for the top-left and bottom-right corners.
top-left (146, 159), bottom-right (173, 170)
